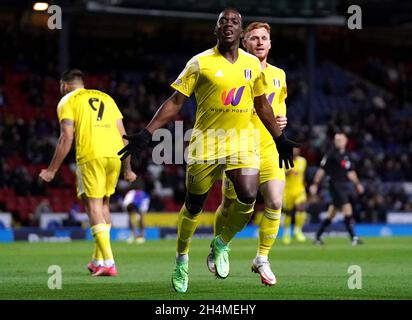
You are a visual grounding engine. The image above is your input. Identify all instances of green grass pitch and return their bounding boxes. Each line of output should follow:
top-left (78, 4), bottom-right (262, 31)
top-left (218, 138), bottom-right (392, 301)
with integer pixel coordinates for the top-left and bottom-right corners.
top-left (1, 237), bottom-right (411, 300)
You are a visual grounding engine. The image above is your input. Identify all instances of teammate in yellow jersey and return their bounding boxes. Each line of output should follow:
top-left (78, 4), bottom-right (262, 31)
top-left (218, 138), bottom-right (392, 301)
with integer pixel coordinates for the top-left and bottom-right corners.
top-left (208, 22), bottom-right (290, 286)
top-left (282, 148), bottom-right (308, 244)
top-left (39, 69), bottom-right (136, 276)
top-left (118, 9), bottom-right (299, 293)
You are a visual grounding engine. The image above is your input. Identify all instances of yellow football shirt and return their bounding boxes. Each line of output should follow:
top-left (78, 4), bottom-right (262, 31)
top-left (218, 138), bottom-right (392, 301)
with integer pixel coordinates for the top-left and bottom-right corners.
top-left (251, 63), bottom-right (287, 152)
top-left (57, 88), bottom-right (124, 164)
top-left (171, 45), bottom-right (265, 161)
top-left (285, 156), bottom-right (307, 192)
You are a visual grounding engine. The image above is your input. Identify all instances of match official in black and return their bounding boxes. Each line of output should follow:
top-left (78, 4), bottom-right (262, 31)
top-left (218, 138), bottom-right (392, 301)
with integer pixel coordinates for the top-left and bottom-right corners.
top-left (309, 131), bottom-right (364, 245)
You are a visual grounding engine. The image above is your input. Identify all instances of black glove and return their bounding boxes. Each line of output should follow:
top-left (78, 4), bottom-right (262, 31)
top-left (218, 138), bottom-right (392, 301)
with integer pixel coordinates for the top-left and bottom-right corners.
top-left (274, 133), bottom-right (301, 169)
top-left (118, 128), bottom-right (152, 161)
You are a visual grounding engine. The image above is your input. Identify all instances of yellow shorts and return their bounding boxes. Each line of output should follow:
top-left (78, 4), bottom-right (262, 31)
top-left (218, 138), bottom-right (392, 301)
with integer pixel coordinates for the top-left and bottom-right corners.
top-left (186, 150), bottom-right (260, 195)
top-left (75, 157), bottom-right (121, 199)
top-left (222, 144), bottom-right (285, 199)
top-left (283, 189), bottom-right (307, 212)
top-left (259, 144), bottom-right (285, 184)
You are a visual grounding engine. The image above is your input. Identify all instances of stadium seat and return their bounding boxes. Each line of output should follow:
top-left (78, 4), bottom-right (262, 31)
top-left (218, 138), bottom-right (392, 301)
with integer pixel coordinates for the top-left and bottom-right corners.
top-left (162, 197), bottom-right (181, 212)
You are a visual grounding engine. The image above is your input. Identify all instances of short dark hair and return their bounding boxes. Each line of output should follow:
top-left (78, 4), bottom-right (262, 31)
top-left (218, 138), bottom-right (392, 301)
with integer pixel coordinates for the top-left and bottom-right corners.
top-left (334, 128), bottom-right (346, 136)
top-left (223, 7), bottom-right (241, 16)
top-left (60, 69), bottom-right (84, 83)
top-left (219, 7), bottom-right (242, 26)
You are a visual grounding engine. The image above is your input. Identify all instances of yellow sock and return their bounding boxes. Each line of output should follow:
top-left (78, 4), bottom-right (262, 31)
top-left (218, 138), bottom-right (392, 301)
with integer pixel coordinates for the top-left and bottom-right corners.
top-left (176, 205), bottom-right (200, 254)
top-left (283, 214), bottom-right (292, 236)
top-left (294, 211), bottom-right (306, 232)
top-left (214, 203), bottom-right (229, 236)
top-left (92, 242), bottom-right (103, 262)
top-left (257, 208), bottom-right (281, 257)
top-left (91, 223), bottom-right (114, 265)
top-left (92, 223), bottom-right (111, 262)
top-left (220, 198), bottom-right (255, 244)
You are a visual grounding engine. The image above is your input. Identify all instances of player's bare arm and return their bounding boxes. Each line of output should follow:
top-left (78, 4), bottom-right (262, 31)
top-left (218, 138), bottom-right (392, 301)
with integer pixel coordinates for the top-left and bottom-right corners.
top-left (309, 168), bottom-right (325, 195)
top-left (146, 91), bottom-right (187, 134)
top-left (347, 170), bottom-right (364, 194)
top-left (254, 94), bottom-right (282, 137)
top-left (118, 91), bottom-right (187, 161)
top-left (39, 119), bottom-right (74, 182)
top-left (116, 119), bottom-right (137, 182)
top-left (254, 94), bottom-right (299, 169)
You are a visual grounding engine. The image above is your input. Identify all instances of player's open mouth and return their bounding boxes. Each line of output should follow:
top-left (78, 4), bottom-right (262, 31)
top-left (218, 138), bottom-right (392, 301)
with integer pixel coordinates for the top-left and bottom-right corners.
top-left (223, 30), bottom-right (233, 36)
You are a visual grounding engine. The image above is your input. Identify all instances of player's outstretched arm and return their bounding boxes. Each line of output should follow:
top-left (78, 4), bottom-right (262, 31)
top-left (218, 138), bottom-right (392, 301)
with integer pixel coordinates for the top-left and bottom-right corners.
top-left (39, 119), bottom-right (74, 182)
top-left (254, 94), bottom-right (300, 169)
top-left (118, 91), bottom-right (187, 161)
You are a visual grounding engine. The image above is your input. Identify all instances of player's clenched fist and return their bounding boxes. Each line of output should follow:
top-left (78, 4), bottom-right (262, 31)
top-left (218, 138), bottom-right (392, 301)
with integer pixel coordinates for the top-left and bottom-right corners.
top-left (309, 184), bottom-right (318, 196)
top-left (39, 169), bottom-right (56, 182)
top-left (124, 170), bottom-right (137, 183)
top-left (276, 116), bottom-right (287, 130)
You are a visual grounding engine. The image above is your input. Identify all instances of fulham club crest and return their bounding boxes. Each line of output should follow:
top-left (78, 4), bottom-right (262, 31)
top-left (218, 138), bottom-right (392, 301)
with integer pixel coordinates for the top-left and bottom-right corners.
top-left (244, 69), bottom-right (252, 80)
top-left (274, 79), bottom-right (281, 88)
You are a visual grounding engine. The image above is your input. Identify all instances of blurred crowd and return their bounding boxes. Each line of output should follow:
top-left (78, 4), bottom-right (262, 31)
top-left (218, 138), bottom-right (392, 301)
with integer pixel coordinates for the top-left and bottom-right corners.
top-left (361, 57), bottom-right (412, 106)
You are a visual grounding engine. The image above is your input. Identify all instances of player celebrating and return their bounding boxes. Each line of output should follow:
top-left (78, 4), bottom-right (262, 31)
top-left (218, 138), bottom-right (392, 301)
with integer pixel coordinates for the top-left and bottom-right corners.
top-left (282, 148), bottom-right (308, 244)
top-left (122, 187), bottom-right (150, 244)
top-left (118, 9), bottom-right (299, 293)
top-left (207, 22), bottom-right (289, 286)
top-left (39, 69), bottom-right (136, 276)
top-left (310, 131), bottom-right (364, 245)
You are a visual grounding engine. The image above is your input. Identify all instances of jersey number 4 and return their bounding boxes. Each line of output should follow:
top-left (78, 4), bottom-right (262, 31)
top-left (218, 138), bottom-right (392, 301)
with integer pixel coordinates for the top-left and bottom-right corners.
top-left (88, 98), bottom-right (105, 121)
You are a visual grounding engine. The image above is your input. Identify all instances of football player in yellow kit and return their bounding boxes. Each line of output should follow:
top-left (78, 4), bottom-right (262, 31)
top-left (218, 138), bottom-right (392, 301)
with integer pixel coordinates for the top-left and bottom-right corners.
top-left (283, 148), bottom-right (308, 244)
top-left (39, 69), bottom-right (136, 276)
top-left (208, 22), bottom-right (289, 286)
top-left (119, 9), bottom-right (299, 293)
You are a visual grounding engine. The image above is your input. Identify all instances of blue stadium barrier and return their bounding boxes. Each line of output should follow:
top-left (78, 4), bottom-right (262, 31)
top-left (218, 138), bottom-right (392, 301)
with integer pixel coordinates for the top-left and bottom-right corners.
top-left (0, 230), bottom-right (14, 242)
top-left (47, 221), bottom-right (63, 230)
top-left (2, 224), bottom-right (412, 242)
top-left (86, 227), bottom-right (160, 241)
top-left (12, 227), bottom-right (86, 242)
top-left (356, 224), bottom-right (412, 237)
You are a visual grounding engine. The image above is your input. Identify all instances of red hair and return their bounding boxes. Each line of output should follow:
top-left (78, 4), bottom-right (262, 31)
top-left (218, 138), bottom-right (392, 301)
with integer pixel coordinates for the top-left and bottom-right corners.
top-left (244, 22), bottom-right (271, 39)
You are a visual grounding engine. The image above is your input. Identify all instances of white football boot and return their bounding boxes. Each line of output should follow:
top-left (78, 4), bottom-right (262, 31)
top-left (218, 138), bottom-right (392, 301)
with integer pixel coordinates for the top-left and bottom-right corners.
top-left (251, 257), bottom-right (277, 286)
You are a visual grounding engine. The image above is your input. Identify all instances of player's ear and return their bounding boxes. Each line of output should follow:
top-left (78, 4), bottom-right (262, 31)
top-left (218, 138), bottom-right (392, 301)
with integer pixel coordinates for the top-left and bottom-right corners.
top-left (240, 29), bottom-right (244, 39)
